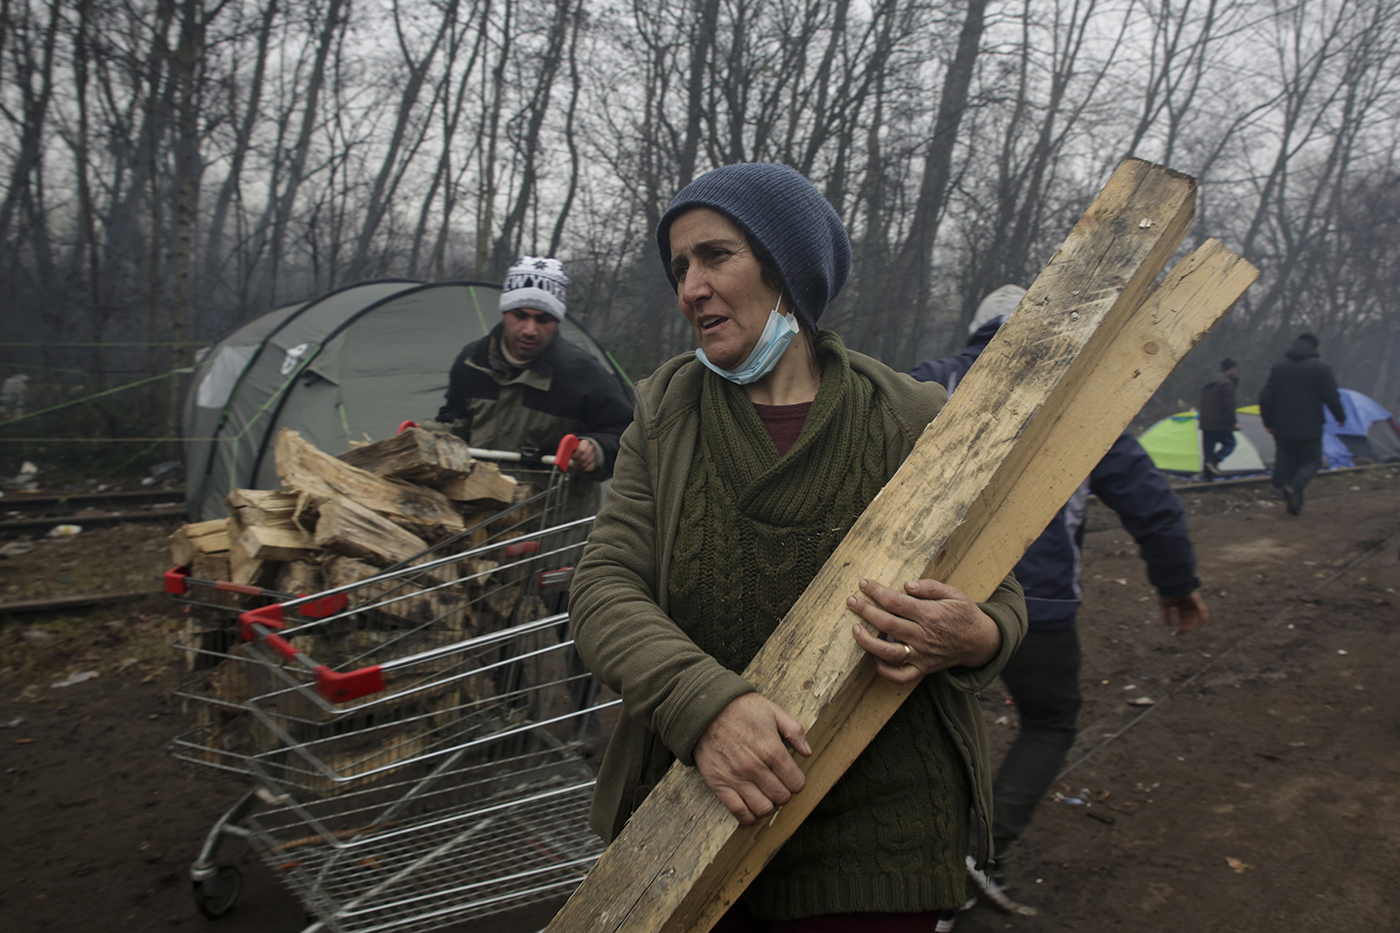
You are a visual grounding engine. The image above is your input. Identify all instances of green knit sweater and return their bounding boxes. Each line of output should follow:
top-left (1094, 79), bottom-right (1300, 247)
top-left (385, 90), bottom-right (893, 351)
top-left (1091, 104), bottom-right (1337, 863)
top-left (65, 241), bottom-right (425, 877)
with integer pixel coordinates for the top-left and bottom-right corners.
top-left (668, 334), bottom-right (969, 919)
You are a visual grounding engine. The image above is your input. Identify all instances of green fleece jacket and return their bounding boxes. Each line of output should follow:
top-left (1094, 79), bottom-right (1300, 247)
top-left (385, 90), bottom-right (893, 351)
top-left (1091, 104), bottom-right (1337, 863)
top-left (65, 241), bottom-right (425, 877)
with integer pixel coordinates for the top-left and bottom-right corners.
top-left (569, 342), bottom-right (1027, 877)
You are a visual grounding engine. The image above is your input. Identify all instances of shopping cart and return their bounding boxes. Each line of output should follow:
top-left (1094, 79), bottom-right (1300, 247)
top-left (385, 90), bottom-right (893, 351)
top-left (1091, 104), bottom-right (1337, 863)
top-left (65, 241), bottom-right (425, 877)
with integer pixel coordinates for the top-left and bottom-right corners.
top-left (167, 436), bottom-right (615, 931)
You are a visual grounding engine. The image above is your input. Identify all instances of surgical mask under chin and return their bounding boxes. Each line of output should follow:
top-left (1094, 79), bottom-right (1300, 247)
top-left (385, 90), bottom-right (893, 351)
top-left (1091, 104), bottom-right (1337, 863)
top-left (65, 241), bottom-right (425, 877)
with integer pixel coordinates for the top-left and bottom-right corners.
top-left (695, 298), bottom-right (801, 385)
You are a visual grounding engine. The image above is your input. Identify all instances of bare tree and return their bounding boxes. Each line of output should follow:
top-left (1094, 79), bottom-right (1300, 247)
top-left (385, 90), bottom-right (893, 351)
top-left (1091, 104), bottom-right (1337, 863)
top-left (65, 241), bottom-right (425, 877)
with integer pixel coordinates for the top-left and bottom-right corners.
top-left (489, 0), bottom-right (575, 268)
top-left (348, 0), bottom-right (462, 276)
top-left (0, 0), bottom-right (61, 289)
top-left (247, 0), bottom-right (350, 307)
top-left (870, 0), bottom-right (988, 369)
top-left (202, 0), bottom-right (280, 302)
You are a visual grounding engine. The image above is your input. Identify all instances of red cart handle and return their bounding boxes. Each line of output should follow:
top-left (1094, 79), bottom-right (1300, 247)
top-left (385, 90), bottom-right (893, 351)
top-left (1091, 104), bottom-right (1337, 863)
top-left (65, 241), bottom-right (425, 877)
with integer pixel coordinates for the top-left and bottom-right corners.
top-left (240, 604), bottom-right (287, 643)
top-left (316, 665), bottom-right (387, 702)
top-left (552, 434), bottom-right (579, 473)
top-left (239, 604), bottom-right (384, 701)
top-left (164, 565), bottom-right (192, 595)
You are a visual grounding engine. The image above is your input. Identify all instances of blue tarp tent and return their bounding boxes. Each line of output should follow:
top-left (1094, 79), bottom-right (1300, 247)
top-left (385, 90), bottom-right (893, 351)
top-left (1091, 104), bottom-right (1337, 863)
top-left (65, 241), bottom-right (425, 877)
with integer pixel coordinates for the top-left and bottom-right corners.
top-left (1323, 388), bottom-right (1400, 467)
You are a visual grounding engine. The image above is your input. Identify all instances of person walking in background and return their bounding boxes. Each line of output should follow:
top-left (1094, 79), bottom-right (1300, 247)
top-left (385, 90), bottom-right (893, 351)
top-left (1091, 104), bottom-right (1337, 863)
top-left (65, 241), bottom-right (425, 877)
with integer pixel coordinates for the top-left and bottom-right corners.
top-left (911, 287), bottom-right (1209, 925)
top-left (1258, 332), bottom-right (1345, 516)
top-left (1198, 358), bottom-right (1239, 480)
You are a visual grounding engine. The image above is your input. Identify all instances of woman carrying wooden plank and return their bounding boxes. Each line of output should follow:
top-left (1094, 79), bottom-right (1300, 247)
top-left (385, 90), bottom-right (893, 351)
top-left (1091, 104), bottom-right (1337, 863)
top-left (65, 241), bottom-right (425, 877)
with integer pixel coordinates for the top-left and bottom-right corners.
top-left (570, 162), bottom-right (1027, 932)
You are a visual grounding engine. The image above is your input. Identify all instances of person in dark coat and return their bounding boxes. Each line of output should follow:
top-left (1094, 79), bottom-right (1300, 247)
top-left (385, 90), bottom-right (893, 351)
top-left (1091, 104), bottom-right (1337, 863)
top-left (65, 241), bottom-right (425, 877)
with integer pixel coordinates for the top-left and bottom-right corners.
top-left (1258, 332), bottom-right (1345, 515)
top-left (911, 287), bottom-right (1209, 920)
top-left (427, 256), bottom-right (634, 521)
top-left (1198, 358), bottom-right (1239, 479)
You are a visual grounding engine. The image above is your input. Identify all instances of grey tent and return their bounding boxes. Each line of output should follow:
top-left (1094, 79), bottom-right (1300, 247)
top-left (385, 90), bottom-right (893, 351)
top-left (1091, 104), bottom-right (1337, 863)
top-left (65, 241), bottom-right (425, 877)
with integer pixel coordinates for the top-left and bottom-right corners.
top-left (182, 280), bottom-right (631, 521)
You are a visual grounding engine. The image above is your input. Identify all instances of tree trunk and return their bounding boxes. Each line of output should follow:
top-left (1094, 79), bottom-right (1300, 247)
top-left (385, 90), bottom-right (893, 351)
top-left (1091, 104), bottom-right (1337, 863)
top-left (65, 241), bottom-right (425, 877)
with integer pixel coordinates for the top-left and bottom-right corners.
top-left (873, 0), bottom-right (987, 369)
top-left (350, 0), bottom-right (461, 276)
top-left (202, 0), bottom-right (278, 301)
top-left (491, 0), bottom-right (572, 267)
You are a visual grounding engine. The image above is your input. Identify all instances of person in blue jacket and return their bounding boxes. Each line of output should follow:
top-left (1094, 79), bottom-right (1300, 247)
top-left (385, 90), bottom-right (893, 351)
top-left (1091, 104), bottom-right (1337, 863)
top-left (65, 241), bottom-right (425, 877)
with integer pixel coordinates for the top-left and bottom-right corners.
top-left (911, 285), bottom-right (1210, 919)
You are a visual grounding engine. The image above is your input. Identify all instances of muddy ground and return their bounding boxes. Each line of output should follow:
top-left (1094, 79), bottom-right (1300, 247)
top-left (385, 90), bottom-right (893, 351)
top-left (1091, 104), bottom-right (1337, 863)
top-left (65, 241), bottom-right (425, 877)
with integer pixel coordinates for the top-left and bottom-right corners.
top-left (1, 466), bottom-right (1397, 933)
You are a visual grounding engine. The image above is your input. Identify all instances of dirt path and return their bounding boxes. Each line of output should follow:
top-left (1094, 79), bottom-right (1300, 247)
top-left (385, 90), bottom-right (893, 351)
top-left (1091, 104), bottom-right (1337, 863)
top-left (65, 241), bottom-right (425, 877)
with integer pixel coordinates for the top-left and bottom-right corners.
top-left (1, 467), bottom-right (1397, 932)
top-left (960, 468), bottom-right (1400, 933)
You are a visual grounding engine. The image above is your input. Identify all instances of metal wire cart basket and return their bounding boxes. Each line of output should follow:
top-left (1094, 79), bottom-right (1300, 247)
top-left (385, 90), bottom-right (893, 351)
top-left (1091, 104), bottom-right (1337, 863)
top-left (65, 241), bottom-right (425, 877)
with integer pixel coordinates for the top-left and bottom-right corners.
top-left (166, 440), bottom-right (612, 932)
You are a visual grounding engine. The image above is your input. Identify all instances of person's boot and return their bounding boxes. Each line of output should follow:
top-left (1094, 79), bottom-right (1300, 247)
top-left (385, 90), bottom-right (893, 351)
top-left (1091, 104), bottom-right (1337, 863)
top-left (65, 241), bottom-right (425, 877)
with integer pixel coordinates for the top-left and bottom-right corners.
top-left (1283, 485), bottom-right (1301, 515)
top-left (965, 854), bottom-right (1038, 916)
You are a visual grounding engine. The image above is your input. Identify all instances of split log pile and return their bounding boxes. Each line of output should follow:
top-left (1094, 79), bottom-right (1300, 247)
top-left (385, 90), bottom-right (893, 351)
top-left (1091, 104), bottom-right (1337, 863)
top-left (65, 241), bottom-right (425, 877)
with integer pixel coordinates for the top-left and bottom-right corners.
top-left (170, 427), bottom-right (565, 791)
top-left (171, 426), bottom-right (525, 607)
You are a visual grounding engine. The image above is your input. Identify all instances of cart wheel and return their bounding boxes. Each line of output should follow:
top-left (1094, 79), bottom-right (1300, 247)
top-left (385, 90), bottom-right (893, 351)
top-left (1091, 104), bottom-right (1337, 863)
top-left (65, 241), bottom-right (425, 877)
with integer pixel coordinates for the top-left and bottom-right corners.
top-left (193, 865), bottom-right (242, 918)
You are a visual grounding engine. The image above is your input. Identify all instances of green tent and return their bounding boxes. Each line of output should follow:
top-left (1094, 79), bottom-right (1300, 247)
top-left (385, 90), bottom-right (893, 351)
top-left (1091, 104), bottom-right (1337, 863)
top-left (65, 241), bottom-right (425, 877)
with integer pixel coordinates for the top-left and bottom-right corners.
top-left (182, 280), bottom-right (631, 521)
top-left (1137, 405), bottom-right (1269, 477)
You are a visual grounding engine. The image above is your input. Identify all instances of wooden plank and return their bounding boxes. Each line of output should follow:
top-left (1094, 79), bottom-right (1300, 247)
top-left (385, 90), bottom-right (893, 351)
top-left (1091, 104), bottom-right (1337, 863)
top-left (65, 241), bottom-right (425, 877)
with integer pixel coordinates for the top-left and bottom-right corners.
top-left (168, 519), bottom-right (229, 566)
top-left (314, 496), bottom-right (431, 567)
top-left (237, 524), bottom-right (319, 563)
top-left (435, 461), bottom-right (518, 507)
top-left (185, 551), bottom-right (251, 610)
top-left (274, 559), bottom-right (322, 597)
top-left (274, 428), bottom-right (464, 540)
top-left (545, 159), bottom-right (1256, 932)
top-left (323, 555), bottom-right (474, 634)
top-left (336, 426), bottom-right (476, 486)
top-left (227, 518), bottom-right (278, 588)
top-left (225, 489), bottom-right (301, 530)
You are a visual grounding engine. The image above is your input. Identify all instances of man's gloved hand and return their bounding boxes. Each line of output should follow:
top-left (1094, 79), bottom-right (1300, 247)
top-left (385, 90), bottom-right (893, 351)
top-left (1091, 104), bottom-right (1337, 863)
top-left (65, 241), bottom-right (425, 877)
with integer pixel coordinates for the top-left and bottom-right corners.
top-left (416, 419), bottom-right (453, 433)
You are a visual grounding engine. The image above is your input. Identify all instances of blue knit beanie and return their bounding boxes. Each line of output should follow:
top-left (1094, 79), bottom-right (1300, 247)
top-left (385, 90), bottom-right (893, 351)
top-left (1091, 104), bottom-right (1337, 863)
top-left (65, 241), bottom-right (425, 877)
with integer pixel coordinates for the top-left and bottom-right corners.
top-left (657, 163), bottom-right (851, 328)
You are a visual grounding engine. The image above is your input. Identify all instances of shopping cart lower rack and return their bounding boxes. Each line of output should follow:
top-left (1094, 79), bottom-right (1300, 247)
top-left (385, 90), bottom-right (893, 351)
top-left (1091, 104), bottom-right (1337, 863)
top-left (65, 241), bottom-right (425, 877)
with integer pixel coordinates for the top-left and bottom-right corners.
top-left (168, 453), bottom-right (614, 932)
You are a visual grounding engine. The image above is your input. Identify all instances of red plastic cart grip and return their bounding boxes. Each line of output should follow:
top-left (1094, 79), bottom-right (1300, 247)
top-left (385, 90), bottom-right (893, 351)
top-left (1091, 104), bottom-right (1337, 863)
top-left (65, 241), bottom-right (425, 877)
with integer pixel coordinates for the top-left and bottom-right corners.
top-left (262, 632), bottom-right (302, 662)
top-left (553, 434), bottom-right (579, 473)
top-left (239, 604), bottom-right (287, 643)
top-left (214, 580), bottom-right (268, 597)
top-left (297, 592), bottom-right (348, 618)
top-left (316, 664), bottom-right (386, 703)
top-left (536, 566), bottom-right (574, 589)
top-left (164, 565), bottom-right (191, 595)
top-left (397, 420), bottom-right (418, 433)
top-left (504, 540), bottom-right (541, 559)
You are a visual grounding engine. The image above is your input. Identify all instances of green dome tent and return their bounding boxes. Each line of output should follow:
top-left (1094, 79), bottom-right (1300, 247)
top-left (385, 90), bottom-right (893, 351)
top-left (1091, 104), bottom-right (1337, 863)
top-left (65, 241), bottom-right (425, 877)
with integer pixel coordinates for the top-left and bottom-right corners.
top-left (182, 280), bottom-right (631, 521)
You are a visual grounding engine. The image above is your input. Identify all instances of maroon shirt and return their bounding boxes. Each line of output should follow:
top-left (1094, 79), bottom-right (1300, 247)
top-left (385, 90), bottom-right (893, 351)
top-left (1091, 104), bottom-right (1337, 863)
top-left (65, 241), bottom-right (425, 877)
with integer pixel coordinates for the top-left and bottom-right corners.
top-left (753, 401), bottom-right (812, 456)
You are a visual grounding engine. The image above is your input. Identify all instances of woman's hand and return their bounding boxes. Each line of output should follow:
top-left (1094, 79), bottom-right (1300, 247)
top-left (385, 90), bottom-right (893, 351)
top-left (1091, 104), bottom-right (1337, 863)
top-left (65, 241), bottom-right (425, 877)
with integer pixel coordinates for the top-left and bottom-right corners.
top-left (693, 692), bottom-right (813, 825)
top-left (847, 578), bottom-right (1002, 684)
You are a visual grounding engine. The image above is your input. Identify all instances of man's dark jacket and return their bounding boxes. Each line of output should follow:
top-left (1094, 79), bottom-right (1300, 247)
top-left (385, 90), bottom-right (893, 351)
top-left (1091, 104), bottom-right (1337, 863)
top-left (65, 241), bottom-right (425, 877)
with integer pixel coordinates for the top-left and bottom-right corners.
top-left (1198, 374), bottom-right (1238, 432)
top-left (911, 318), bottom-right (1199, 632)
top-left (438, 323), bottom-right (633, 474)
top-left (1258, 336), bottom-right (1345, 441)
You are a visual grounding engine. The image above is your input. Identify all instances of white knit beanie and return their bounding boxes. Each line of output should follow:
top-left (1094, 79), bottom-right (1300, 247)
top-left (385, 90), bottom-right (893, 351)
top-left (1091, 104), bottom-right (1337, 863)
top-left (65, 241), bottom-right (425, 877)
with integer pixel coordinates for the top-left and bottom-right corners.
top-left (968, 284), bottom-right (1027, 335)
top-left (500, 256), bottom-right (568, 321)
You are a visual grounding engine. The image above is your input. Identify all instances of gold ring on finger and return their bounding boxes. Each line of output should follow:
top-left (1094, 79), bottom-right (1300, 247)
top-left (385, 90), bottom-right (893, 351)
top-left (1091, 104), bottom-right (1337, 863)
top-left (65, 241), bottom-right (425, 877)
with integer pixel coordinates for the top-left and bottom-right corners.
top-left (903, 643), bottom-right (913, 663)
